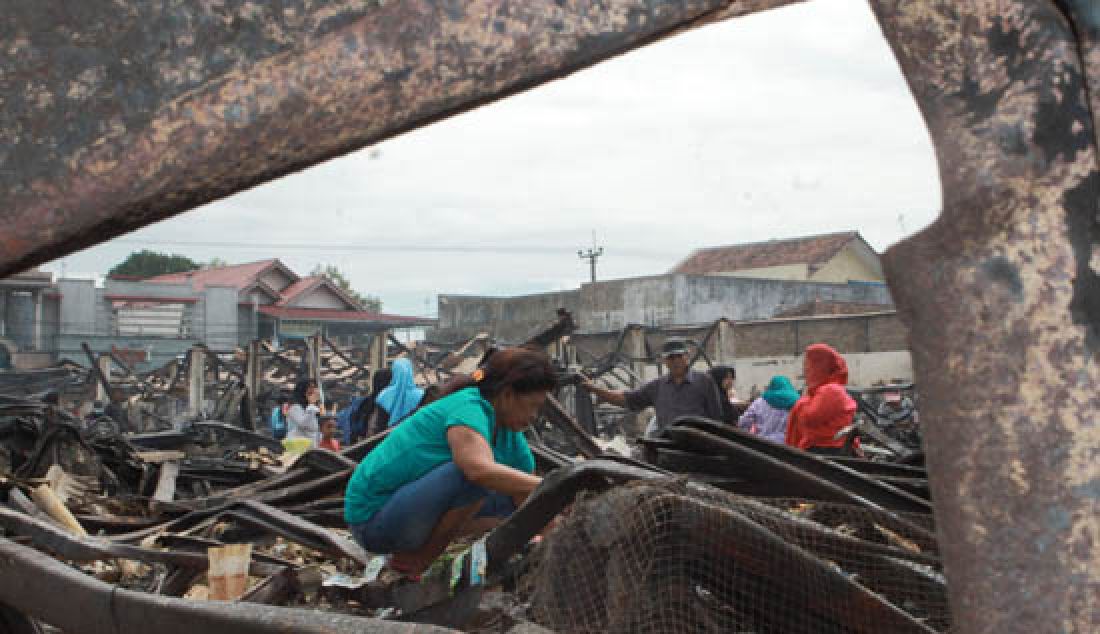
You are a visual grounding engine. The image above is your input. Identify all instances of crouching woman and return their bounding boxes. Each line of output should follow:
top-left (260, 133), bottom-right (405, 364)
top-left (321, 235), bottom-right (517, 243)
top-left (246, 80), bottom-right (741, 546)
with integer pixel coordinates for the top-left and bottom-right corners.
top-left (344, 348), bottom-right (556, 576)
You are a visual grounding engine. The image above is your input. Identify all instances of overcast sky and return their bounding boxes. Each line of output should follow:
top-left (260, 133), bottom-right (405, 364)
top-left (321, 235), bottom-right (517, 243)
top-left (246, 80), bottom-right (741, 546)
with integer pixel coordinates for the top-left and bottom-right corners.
top-left (43, 0), bottom-right (941, 317)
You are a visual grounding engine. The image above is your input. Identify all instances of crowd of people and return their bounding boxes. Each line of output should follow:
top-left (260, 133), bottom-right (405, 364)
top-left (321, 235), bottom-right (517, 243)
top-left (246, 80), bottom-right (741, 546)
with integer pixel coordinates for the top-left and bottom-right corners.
top-left (582, 338), bottom-right (860, 456)
top-left (264, 339), bottom-right (866, 581)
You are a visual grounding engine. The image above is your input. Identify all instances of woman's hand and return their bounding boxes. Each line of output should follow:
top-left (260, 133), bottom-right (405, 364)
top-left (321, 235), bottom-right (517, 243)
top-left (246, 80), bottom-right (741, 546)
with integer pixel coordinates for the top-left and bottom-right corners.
top-left (446, 426), bottom-right (540, 497)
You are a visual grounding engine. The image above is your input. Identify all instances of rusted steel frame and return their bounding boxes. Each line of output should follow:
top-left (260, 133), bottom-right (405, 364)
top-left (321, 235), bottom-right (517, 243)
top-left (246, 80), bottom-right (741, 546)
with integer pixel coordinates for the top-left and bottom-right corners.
top-left (687, 318), bottom-right (721, 366)
top-left (155, 534), bottom-right (299, 570)
top-left (729, 494), bottom-right (943, 567)
top-left (673, 417), bottom-right (931, 513)
top-left (664, 427), bottom-right (938, 551)
top-left (322, 334), bottom-right (370, 377)
top-left (183, 434), bottom-right (375, 513)
top-left (220, 499), bottom-right (369, 565)
top-left (0, 507), bottom-right (286, 576)
top-left (0, 0), bottom-right (807, 277)
top-left (1056, 0), bottom-right (1100, 146)
top-left (74, 513), bottom-right (169, 535)
top-left (234, 499), bottom-right (367, 564)
top-left (239, 567), bottom-right (299, 606)
top-left (205, 352), bottom-right (245, 384)
top-left (192, 421), bottom-right (284, 453)
top-left (80, 344), bottom-right (115, 404)
top-left (486, 458), bottom-right (664, 574)
top-left (106, 349), bottom-right (156, 394)
top-left (0, 538), bottom-right (455, 634)
top-left (869, 1), bottom-right (1100, 631)
top-left (529, 442), bottom-right (575, 471)
top-left (254, 468), bottom-right (352, 507)
top-left (262, 344), bottom-right (302, 375)
top-left (847, 392), bottom-right (918, 459)
top-left (157, 568), bottom-right (205, 597)
top-left (522, 309), bottom-right (577, 349)
top-left (0, 603), bottom-right (43, 634)
top-left (342, 427), bottom-right (393, 462)
top-left (827, 456), bottom-right (927, 480)
top-left (539, 394), bottom-right (603, 458)
top-left (295, 447), bottom-right (360, 472)
top-left (182, 465), bottom-right (319, 511)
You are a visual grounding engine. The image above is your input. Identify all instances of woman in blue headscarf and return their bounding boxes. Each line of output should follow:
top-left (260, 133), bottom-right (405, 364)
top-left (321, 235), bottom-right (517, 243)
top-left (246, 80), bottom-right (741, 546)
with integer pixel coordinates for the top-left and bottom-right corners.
top-left (371, 358), bottom-right (425, 429)
top-left (737, 375), bottom-right (799, 443)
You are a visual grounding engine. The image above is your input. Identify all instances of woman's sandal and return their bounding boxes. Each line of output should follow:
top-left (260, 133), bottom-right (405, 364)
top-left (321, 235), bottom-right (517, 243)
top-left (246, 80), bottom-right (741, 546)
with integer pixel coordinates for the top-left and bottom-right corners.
top-left (377, 563), bottom-right (422, 585)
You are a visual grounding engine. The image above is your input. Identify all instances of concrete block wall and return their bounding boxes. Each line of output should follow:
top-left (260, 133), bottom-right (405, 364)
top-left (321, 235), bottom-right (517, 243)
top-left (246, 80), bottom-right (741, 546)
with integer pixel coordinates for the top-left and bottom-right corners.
top-left (672, 275), bottom-right (893, 324)
top-left (435, 290), bottom-right (582, 343)
top-left (203, 286), bottom-right (239, 351)
top-left (733, 350), bottom-right (913, 396)
top-left (434, 274), bottom-right (897, 346)
top-left (58, 279), bottom-right (98, 335)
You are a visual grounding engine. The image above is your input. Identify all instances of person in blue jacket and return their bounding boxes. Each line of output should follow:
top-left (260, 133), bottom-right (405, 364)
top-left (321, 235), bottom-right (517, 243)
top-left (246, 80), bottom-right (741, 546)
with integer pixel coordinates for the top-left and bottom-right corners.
top-left (270, 394), bottom-right (289, 441)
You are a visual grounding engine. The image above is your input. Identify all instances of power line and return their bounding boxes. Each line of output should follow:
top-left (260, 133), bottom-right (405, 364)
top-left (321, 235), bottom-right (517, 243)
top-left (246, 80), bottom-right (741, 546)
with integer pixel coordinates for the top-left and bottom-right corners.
top-left (112, 237), bottom-right (671, 259)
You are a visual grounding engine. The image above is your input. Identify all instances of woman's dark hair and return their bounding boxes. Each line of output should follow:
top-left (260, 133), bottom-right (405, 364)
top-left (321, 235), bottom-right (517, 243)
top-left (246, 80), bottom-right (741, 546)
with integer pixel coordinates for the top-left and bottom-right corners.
top-left (370, 368), bottom-right (393, 395)
top-left (709, 365), bottom-right (736, 386)
top-left (291, 379), bottom-right (317, 407)
top-left (440, 347), bottom-right (557, 401)
top-left (419, 384), bottom-right (442, 407)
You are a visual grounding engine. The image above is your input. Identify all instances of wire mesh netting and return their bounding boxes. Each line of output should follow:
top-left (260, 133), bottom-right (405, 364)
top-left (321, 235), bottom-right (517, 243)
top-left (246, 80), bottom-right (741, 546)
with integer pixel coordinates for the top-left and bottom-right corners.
top-left (519, 479), bottom-right (948, 633)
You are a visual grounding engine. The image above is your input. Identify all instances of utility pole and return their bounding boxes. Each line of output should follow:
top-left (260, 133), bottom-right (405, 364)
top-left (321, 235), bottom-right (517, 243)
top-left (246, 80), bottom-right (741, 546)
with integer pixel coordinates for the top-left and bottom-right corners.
top-left (578, 233), bottom-right (604, 284)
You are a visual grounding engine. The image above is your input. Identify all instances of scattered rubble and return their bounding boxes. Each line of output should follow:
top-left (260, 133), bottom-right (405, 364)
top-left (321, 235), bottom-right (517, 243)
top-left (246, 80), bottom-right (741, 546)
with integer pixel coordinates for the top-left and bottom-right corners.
top-left (0, 311), bottom-right (946, 632)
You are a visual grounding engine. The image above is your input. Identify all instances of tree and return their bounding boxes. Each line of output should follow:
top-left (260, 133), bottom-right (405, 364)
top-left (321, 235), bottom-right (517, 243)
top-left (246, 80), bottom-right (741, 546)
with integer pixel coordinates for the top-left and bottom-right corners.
top-left (109, 250), bottom-right (199, 279)
top-left (202, 257), bottom-right (229, 269)
top-left (311, 264), bottom-right (383, 312)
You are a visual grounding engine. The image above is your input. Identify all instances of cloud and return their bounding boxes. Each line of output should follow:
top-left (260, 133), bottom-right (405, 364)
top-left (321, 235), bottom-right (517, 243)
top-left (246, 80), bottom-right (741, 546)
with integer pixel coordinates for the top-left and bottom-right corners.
top-left (44, 0), bottom-right (941, 316)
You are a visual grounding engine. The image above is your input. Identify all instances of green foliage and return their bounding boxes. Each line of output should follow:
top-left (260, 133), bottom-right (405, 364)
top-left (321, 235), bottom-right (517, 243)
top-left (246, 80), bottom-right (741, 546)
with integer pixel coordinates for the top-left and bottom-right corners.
top-left (311, 264), bottom-right (383, 312)
top-left (202, 257), bottom-right (229, 269)
top-left (108, 250), bottom-right (199, 279)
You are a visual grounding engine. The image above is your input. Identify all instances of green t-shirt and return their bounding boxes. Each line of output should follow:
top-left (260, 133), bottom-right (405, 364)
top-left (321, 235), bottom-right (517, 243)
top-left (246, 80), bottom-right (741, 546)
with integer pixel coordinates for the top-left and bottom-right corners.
top-left (344, 387), bottom-right (535, 524)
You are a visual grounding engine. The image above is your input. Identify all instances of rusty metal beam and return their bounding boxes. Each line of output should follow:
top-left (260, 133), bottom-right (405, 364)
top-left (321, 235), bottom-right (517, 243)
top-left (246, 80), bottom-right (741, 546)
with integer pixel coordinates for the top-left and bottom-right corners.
top-left (868, 1), bottom-right (1100, 632)
top-left (0, 0), bottom-right (802, 277)
top-left (3, 1), bottom-right (1099, 631)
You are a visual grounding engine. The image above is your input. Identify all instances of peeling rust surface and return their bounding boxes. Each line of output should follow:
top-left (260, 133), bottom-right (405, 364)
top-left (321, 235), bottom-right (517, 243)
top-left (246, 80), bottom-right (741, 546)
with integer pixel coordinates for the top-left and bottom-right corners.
top-left (870, 1), bottom-right (1100, 631)
top-left (0, 0), bottom-right (801, 277)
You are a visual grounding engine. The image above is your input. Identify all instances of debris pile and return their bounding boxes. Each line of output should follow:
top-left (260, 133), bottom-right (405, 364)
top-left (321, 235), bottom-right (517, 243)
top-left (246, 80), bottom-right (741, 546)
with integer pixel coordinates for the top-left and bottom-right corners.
top-left (0, 311), bottom-right (947, 632)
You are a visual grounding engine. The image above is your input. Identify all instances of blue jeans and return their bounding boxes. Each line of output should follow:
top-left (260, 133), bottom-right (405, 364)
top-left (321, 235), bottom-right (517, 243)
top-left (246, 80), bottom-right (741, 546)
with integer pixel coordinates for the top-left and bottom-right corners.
top-left (348, 462), bottom-right (515, 553)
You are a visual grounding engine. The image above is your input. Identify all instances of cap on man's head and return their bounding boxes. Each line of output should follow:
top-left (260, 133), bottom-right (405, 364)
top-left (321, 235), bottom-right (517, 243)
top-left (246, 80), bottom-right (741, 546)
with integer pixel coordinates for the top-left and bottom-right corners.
top-left (660, 339), bottom-right (690, 358)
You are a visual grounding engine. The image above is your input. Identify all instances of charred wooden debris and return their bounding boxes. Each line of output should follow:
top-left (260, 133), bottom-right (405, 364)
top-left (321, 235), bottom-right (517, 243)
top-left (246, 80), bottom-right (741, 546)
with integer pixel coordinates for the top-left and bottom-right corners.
top-left (0, 310), bottom-right (948, 632)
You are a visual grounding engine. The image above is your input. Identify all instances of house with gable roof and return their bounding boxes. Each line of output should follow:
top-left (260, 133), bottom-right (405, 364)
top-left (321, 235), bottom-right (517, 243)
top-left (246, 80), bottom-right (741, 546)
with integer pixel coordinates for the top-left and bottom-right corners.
top-left (670, 231), bottom-right (884, 283)
top-left (50, 259), bottom-right (432, 370)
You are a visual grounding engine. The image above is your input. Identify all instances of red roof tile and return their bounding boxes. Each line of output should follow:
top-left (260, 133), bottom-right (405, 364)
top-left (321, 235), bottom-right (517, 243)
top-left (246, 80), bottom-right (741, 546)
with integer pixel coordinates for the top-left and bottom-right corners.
top-left (671, 231), bottom-right (868, 276)
top-left (275, 276), bottom-right (324, 306)
top-left (146, 259), bottom-right (284, 291)
top-left (257, 305), bottom-right (434, 326)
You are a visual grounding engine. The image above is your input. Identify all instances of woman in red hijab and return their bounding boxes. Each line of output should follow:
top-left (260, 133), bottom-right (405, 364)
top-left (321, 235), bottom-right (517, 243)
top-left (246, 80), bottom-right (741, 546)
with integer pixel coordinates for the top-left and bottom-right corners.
top-left (785, 343), bottom-right (857, 455)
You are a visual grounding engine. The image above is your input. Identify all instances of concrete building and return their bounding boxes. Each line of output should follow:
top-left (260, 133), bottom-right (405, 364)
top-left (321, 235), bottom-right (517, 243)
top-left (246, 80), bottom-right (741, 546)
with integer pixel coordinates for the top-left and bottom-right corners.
top-left (2, 260), bottom-right (432, 371)
top-left (0, 269), bottom-right (60, 369)
top-left (434, 232), bottom-right (893, 343)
